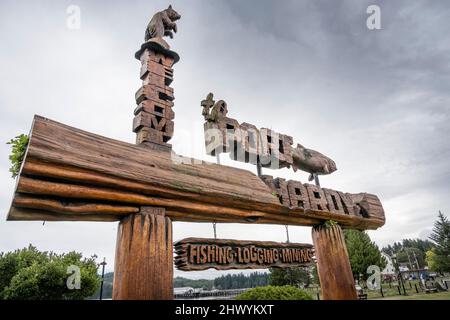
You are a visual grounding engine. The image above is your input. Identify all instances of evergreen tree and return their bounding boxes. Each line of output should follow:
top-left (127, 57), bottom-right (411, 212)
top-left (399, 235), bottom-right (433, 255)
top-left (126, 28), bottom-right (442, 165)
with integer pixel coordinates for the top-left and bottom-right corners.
top-left (213, 272), bottom-right (269, 290)
top-left (173, 277), bottom-right (214, 290)
top-left (382, 238), bottom-right (434, 269)
top-left (429, 211), bottom-right (450, 253)
top-left (427, 211), bottom-right (450, 273)
top-left (343, 230), bottom-right (386, 281)
top-left (269, 268), bottom-right (310, 287)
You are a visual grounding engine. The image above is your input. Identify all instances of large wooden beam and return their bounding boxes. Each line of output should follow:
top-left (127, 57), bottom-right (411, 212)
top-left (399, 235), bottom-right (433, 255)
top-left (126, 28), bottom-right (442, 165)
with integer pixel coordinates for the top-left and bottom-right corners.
top-left (7, 116), bottom-right (385, 230)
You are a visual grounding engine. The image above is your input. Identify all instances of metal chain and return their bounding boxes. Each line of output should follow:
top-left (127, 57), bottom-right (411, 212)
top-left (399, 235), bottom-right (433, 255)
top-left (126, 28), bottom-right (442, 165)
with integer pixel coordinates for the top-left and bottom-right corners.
top-left (212, 152), bottom-right (220, 239)
top-left (285, 225), bottom-right (290, 243)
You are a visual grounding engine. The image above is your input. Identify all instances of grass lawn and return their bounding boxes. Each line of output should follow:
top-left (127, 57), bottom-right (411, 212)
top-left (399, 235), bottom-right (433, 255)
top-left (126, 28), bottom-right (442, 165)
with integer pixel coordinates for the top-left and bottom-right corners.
top-left (297, 279), bottom-right (450, 300)
top-left (375, 291), bottom-right (450, 300)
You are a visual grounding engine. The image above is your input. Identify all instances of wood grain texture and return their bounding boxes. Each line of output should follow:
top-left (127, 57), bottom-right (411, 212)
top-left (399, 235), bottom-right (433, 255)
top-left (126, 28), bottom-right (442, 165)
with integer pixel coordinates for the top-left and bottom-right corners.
top-left (13, 194), bottom-right (139, 216)
top-left (113, 207), bottom-right (173, 300)
top-left (7, 206), bottom-right (122, 222)
top-left (7, 116), bottom-right (385, 230)
top-left (174, 237), bottom-right (314, 271)
top-left (312, 224), bottom-right (357, 300)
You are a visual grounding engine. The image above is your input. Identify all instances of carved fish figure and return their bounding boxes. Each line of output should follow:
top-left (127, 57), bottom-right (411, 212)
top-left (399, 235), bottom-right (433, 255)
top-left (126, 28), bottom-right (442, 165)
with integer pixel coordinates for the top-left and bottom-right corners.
top-left (292, 143), bottom-right (337, 178)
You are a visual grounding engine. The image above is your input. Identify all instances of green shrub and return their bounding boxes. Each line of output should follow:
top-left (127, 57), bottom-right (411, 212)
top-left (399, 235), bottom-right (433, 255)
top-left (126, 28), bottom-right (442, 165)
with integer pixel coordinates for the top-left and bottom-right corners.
top-left (7, 134), bottom-right (29, 178)
top-left (235, 285), bottom-right (313, 300)
top-left (0, 245), bottom-right (100, 300)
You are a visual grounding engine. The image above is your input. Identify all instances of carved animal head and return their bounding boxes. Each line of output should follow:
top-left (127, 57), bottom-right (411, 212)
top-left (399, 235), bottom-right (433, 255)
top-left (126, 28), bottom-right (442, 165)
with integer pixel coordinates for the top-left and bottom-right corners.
top-left (324, 157), bottom-right (337, 174)
top-left (165, 5), bottom-right (181, 22)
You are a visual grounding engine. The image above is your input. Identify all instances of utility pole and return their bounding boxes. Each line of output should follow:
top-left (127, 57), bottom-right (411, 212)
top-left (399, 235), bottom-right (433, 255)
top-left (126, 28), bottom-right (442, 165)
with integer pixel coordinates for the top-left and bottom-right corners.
top-left (411, 250), bottom-right (421, 280)
top-left (405, 249), bottom-right (414, 271)
top-left (99, 257), bottom-right (107, 300)
top-left (412, 250), bottom-right (420, 270)
top-left (392, 253), bottom-right (407, 296)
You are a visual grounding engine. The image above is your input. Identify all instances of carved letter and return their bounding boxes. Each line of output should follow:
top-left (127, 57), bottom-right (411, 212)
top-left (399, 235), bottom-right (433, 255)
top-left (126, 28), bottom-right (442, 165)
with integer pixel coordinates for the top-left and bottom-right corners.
top-left (304, 184), bottom-right (328, 211)
top-left (237, 122), bottom-right (261, 165)
top-left (260, 175), bottom-right (290, 206)
top-left (287, 180), bottom-right (311, 210)
top-left (323, 188), bottom-right (347, 215)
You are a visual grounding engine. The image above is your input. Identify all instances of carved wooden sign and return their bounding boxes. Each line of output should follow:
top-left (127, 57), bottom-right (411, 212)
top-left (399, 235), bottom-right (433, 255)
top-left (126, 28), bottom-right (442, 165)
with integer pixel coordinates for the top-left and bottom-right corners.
top-left (7, 116), bottom-right (385, 230)
top-left (260, 175), bottom-right (384, 221)
top-left (4, 6), bottom-right (385, 300)
top-left (201, 93), bottom-right (337, 179)
top-left (174, 238), bottom-right (314, 271)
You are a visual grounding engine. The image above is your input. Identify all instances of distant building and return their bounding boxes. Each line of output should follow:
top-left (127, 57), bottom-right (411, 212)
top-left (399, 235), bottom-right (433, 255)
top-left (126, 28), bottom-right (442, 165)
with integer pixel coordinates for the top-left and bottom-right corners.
top-left (399, 265), bottom-right (410, 272)
top-left (174, 287), bottom-right (194, 295)
top-left (381, 252), bottom-right (395, 275)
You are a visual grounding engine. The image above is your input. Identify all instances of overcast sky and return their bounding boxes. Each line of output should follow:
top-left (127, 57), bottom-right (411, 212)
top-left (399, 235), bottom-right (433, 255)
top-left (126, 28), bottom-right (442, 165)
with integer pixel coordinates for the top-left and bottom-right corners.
top-left (0, 0), bottom-right (449, 279)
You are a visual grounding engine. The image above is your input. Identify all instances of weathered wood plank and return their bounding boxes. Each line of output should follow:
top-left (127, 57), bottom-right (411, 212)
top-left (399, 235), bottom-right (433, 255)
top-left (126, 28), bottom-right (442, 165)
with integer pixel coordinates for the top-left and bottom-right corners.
top-left (26, 116), bottom-right (277, 206)
top-left (13, 177), bottom-right (320, 226)
top-left (8, 206), bottom-right (122, 222)
top-left (14, 176), bottom-right (385, 228)
top-left (13, 194), bottom-right (139, 216)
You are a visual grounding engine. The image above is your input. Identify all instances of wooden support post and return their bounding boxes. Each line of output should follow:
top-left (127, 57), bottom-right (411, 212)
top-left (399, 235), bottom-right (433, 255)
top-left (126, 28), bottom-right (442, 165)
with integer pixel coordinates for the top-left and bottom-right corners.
top-left (312, 224), bottom-right (357, 300)
top-left (113, 207), bottom-right (173, 300)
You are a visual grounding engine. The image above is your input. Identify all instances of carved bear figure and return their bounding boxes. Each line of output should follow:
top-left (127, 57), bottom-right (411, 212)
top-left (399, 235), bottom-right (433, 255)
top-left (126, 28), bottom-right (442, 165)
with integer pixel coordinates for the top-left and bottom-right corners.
top-left (145, 5), bottom-right (181, 41)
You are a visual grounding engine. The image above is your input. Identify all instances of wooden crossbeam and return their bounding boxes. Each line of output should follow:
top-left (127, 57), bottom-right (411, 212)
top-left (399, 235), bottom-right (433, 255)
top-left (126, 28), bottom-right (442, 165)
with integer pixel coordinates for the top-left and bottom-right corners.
top-left (7, 115), bottom-right (385, 230)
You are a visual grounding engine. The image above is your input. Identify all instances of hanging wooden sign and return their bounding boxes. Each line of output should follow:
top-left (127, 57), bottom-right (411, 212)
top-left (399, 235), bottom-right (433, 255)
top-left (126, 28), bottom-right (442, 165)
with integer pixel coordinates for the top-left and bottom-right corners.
top-left (174, 238), bottom-right (314, 271)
